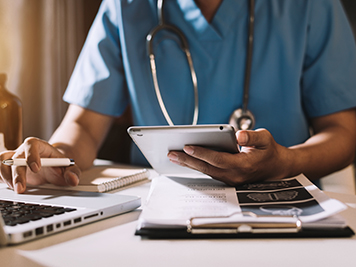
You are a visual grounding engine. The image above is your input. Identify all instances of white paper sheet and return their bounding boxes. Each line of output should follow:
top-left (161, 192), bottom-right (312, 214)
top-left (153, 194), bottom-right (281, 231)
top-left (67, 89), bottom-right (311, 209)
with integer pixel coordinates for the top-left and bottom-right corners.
top-left (140, 176), bottom-right (240, 228)
top-left (138, 174), bottom-right (347, 229)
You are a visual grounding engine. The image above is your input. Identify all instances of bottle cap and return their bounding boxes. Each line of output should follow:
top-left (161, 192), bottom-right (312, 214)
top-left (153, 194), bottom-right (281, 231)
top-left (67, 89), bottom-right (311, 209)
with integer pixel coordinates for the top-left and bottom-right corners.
top-left (0, 133), bottom-right (7, 152)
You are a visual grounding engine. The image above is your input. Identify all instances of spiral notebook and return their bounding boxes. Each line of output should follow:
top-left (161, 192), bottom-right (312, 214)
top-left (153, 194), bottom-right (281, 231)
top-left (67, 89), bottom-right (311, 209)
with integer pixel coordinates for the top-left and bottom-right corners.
top-left (31, 165), bottom-right (150, 193)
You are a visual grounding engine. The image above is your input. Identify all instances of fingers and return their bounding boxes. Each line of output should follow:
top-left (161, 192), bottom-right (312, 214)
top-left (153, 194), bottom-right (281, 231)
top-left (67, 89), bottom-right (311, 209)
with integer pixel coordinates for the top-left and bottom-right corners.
top-left (183, 146), bottom-right (236, 169)
top-left (14, 137), bottom-right (55, 172)
top-left (168, 149), bottom-right (244, 186)
top-left (11, 165), bottom-right (27, 193)
top-left (236, 129), bottom-right (272, 148)
top-left (7, 137), bottom-right (49, 192)
top-left (63, 166), bottom-right (81, 186)
top-left (0, 151), bottom-right (16, 188)
top-left (20, 138), bottom-right (81, 187)
top-left (168, 150), bottom-right (218, 179)
top-left (0, 153), bottom-right (28, 193)
top-left (167, 147), bottom-right (236, 181)
top-left (0, 137), bottom-right (79, 193)
top-left (167, 129), bottom-right (278, 186)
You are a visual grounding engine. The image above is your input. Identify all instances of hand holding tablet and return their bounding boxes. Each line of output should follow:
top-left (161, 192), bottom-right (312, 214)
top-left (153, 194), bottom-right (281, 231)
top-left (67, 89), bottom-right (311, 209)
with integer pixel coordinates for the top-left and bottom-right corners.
top-left (128, 124), bottom-right (239, 178)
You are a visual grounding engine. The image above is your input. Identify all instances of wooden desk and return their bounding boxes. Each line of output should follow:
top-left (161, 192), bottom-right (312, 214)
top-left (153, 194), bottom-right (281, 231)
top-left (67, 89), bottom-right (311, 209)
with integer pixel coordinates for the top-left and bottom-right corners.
top-left (1, 178), bottom-right (356, 267)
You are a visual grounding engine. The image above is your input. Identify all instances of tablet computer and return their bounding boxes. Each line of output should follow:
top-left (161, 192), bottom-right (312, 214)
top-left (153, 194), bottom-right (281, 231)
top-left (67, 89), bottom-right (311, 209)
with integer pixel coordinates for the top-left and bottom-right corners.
top-left (127, 124), bottom-right (239, 178)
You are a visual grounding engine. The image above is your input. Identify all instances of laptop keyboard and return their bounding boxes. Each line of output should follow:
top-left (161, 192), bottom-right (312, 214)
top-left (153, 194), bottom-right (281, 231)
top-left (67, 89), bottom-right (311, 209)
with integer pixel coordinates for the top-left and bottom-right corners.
top-left (0, 199), bottom-right (76, 226)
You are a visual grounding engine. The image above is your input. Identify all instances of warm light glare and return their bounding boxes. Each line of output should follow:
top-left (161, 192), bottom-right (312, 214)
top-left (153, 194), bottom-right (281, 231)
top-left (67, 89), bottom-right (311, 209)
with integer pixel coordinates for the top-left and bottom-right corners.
top-left (0, 1), bottom-right (13, 72)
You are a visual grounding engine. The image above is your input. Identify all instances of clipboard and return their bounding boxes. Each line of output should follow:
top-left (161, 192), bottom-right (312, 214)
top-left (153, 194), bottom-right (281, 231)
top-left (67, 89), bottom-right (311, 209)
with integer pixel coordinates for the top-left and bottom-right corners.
top-left (136, 175), bottom-right (355, 239)
top-left (135, 227), bottom-right (355, 239)
top-left (135, 212), bottom-right (354, 239)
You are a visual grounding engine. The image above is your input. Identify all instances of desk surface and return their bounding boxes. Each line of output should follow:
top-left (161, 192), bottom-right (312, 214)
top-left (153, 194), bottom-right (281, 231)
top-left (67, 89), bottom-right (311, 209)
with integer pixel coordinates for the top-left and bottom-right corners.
top-left (1, 175), bottom-right (356, 267)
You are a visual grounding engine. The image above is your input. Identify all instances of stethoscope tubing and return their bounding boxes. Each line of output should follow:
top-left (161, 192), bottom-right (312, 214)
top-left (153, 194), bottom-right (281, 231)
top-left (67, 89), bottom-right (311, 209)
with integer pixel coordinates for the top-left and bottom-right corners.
top-left (147, 23), bottom-right (199, 126)
top-left (147, 0), bottom-right (255, 130)
top-left (242, 0), bottom-right (255, 113)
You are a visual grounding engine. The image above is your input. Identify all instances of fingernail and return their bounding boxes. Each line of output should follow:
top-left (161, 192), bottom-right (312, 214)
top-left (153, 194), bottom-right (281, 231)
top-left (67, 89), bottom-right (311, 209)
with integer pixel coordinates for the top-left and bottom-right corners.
top-left (167, 152), bottom-right (178, 161)
top-left (14, 182), bottom-right (23, 193)
top-left (238, 132), bottom-right (248, 145)
top-left (183, 146), bottom-right (194, 155)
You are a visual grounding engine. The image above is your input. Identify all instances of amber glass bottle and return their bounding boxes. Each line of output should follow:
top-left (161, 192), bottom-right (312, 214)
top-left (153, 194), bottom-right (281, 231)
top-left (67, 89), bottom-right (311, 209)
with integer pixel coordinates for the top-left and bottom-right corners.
top-left (0, 73), bottom-right (23, 150)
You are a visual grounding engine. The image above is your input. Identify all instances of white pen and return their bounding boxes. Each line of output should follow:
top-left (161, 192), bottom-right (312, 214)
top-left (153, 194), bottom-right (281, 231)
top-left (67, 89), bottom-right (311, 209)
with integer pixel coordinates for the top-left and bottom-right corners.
top-left (2, 158), bottom-right (75, 167)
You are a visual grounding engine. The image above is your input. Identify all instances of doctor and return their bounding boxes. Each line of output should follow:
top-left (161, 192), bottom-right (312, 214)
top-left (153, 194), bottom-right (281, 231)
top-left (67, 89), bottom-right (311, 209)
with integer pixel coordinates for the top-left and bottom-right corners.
top-left (1, 0), bottom-right (356, 193)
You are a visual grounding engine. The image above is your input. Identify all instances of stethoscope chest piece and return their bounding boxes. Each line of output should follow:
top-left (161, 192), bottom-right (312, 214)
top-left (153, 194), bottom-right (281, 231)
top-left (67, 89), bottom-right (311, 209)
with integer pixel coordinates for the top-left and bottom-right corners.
top-left (229, 108), bottom-right (255, 131)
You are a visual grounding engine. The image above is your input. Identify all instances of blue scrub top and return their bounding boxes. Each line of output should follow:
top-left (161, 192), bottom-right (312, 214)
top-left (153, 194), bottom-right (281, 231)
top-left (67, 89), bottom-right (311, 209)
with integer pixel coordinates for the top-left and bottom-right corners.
top-left (64, 0), bottom-right (356, 166)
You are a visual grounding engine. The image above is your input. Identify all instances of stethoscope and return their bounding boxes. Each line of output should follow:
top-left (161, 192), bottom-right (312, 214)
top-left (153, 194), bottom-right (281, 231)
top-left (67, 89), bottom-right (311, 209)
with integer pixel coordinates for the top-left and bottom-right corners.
top-left (147, 0), bottom-right (256, 131)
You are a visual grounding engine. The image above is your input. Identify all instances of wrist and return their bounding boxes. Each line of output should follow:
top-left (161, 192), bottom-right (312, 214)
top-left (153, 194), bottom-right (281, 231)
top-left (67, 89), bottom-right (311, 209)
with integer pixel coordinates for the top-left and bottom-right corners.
top-left (280, 146), bottom-right (306, 178)
top-left (51, 143), bottom-right (75, 159)
top-left (51, 142), bottom-right (95, 171)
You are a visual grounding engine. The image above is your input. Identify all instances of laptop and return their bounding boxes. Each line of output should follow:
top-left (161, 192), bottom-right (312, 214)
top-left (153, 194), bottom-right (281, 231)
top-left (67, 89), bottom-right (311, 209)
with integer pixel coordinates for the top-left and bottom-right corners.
top-left (0, 183), bottom-right (140, 246)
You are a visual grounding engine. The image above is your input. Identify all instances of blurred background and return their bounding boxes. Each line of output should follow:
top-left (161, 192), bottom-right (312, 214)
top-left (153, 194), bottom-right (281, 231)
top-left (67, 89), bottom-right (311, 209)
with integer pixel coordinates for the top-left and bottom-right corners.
top-left (0, 0), bottom-right (101, 141)
top-left (0, 0), bottom-right (355, 144)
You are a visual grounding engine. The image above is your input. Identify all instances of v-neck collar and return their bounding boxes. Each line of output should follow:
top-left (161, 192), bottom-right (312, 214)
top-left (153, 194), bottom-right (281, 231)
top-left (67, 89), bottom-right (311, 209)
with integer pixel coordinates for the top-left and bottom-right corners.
top-left (176, 0), bottom-right (246, 41)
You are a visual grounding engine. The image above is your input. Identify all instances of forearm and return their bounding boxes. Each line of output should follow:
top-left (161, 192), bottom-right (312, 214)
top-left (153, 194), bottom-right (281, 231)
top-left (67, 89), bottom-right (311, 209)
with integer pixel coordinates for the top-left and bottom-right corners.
top-left (49, 121), bottom-right (99, 171)
top-left (48, 105), bottom-right (113, 171)
top-left (284, 110), bottom-right (356, 180)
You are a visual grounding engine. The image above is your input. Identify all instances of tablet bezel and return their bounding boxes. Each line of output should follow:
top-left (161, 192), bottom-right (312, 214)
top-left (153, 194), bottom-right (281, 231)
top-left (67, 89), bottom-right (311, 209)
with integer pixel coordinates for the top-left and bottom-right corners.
top-left (127, 124), bottom-right (239, 178)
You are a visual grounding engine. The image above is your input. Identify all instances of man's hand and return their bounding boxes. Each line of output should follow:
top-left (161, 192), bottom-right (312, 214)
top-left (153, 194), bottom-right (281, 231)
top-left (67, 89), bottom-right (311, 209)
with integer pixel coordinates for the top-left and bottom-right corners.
top-left (167, 109), bottom-right (356, 186)
top-left (0, 137), bottom-right (81, 194)
top-left (167, 129), bottom-right (290, 186)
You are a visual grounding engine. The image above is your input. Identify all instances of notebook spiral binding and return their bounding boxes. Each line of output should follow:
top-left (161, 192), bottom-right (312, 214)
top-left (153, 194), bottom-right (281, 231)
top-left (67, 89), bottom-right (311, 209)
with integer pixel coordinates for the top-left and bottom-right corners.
top-left (99, 169), bottom-right (148, 192)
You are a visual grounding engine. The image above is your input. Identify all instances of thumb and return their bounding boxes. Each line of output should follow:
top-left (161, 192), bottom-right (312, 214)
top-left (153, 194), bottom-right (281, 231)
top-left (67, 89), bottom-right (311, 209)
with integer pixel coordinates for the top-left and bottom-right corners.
top-left (236, 129), bottom-right (271, 148)
top-left (63, 166), bottom-right (81, 186)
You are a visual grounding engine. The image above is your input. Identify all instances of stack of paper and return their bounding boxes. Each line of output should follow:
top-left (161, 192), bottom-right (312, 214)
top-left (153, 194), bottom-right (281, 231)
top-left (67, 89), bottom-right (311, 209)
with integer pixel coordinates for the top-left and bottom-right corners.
top-left (136, 174), bottom-right (353, 238)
